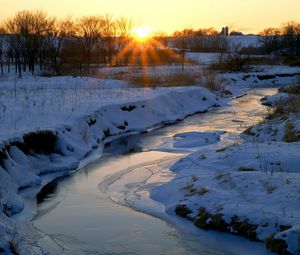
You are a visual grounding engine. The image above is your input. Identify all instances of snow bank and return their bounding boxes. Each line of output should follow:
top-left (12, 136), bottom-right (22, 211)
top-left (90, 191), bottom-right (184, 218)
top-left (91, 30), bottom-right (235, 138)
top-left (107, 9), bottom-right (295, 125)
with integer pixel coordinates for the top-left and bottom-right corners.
top-left (0, 86), bottom-right (218, 248)
top-left (153, 131), bottom-right (225, 153)
top-left (151, 89), bottom-right (300, 255)
top-left (152, 139), bottom-right (300, 254)
top-left (224, 66), bottom-right (300, 89)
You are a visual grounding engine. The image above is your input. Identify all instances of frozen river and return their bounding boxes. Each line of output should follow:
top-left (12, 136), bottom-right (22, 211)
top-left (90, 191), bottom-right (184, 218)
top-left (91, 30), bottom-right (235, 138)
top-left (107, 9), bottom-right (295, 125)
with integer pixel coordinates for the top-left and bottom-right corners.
top-left (32, 88), bottom-right (277, 255)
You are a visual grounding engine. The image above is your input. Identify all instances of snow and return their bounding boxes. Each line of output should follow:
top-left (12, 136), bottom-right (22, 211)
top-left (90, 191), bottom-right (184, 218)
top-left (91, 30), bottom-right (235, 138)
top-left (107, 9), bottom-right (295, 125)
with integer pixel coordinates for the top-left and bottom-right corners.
top-left (0, 63), bottom-right (299, 253)
top-left (150, 138), bottom-right (300, 254)
top-left (99, 80), bottom-right (300, 254)
top-left (228, 35), bottom-right (262, 48)
top-left (261, 93), bottom-right (289, 106)
top-left (153, 131), bottom-right (225, 153)
top-left (0, 80), bottom-right (219, 252)
top-left (149, 91), bottom-right (300, 254)
top-left (186, 52), bottom-right (220, 65)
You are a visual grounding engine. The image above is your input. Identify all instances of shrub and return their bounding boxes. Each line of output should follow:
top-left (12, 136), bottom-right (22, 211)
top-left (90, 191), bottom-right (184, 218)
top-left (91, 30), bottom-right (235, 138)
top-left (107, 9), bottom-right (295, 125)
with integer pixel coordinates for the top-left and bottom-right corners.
top-left (199, 154), bottom-right (206, 160)
top-left (265, 235), bottom-right (292, 255)
top-left (209, 44), bottom-right (250, 72)
top-left (284, 121), bottom-right (300, 142)
top-left (201, 69), bottom-right (224, 91)
top-left (175, 204), bottom-right (192, 218)
top-left (279, 84), bottom-right (300, 95)
top-left (230, 216), bottom-right (258, 241)
top-left (208, 213), bottom-right (228, 232)
top-left (194, 208), bottom-right (227, 232)
top-left (197, 187), bottom-right (209, 195)
top-left (8, 240), bottom-right (19, 255)
top-left (194, 207), bottom-right (211, 229)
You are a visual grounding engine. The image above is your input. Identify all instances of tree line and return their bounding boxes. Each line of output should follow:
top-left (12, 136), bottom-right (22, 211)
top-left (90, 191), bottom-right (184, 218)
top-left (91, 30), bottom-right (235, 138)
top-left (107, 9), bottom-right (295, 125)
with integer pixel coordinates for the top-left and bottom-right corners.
top-left (260, 21), bottom-right (300, 57)
top-left (0, 10), bottom-right (134, 77)
top-left (0, 10), bottom-right (299, 77)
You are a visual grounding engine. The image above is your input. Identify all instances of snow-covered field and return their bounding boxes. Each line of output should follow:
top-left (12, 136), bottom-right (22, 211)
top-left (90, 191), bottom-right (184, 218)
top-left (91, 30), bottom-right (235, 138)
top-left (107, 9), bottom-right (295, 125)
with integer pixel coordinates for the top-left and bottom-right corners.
top-left (0, 64), bottom-right (299, 139)
top-left (0, 61), bottom-right (299, 254)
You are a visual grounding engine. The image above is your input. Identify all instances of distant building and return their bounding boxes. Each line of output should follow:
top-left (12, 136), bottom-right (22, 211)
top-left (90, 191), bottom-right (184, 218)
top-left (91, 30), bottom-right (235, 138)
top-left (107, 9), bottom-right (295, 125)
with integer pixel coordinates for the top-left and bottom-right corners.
top-left (220, 26), bottom-right (229, 36)
top-left (230, 31), bottom-right (244, 36)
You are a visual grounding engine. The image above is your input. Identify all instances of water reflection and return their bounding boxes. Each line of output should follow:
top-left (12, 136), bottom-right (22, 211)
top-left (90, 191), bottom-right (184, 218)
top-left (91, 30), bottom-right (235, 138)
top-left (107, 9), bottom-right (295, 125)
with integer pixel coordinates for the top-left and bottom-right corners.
top-left (33, 88), bottom-right (277, 255)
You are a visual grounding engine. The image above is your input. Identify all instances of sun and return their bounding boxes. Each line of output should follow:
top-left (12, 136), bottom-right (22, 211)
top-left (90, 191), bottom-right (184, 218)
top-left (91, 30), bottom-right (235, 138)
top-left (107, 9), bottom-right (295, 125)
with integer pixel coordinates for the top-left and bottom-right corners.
top-left (132, 26), bottom-right (152, 42)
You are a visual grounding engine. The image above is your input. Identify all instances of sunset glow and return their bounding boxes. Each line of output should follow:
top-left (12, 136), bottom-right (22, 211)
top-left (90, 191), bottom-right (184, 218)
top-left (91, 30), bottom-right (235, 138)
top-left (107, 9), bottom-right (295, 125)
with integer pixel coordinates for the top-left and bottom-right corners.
top-left (133, 26), bottom-right (152, 42)
top-left (133, 26), bottom-right (151, 41)
top-left (1, 0), bottom-right (300, 34)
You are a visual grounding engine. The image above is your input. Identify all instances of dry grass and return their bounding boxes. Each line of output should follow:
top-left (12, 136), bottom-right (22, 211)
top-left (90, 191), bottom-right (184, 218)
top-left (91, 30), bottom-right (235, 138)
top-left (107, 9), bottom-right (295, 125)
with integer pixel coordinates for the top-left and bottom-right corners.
top-left (201, 69), bottom-right (224, 91)
top-left (8, 240), bottom-right (19, 255)
top-left (267, 94), bottom-right (300, 120)
top-left (209, 52), bottom-right (251, 72)
top-left (197, 187), bottom-right (209, 196)
top-left (279, 84), bottom-right (300, 95)
top-left (284, 121), bottom-right (300, 142)
top-left (285, 96), bottom-right (300, 113)
top-left (128, 72), bottom-right (199, 87)
top-left (199, 154), bottom-right (206, 160)
top-left (261, 180), bottom-right (277, 194)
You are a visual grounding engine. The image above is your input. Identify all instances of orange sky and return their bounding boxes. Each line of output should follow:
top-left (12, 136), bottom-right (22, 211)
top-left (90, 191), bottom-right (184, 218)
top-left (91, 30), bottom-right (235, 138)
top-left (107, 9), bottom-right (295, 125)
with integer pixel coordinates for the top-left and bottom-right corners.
top-left (1, 0), bottom-right (299, 34)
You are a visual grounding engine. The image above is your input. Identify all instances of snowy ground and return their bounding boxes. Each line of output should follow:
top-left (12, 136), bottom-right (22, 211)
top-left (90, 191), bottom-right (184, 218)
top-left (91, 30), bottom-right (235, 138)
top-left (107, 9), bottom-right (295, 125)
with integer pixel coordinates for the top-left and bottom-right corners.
top-left (0, 60), bottom-right (299, 254)
top-left (150, 87), bottom-right (300, 254)
top-left (0, 78), bottom-right (219, 254)
top-left (101, 82), bottom-right (300, 255)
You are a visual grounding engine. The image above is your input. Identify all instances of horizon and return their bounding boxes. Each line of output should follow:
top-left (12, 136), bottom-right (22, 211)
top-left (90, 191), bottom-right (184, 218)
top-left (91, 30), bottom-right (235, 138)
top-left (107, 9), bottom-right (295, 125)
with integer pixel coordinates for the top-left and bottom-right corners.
top-left (1, 0), bottom-right (300, 34)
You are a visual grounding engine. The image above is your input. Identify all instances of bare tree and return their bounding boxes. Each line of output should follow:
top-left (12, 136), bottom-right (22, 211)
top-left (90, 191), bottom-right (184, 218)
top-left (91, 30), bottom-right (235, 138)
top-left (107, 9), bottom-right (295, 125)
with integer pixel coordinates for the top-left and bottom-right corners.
top-left (152, 31), bottom-right (168, 47)
top-left (76, 16), bottom-right (103, 71)
top-left (173, 29), bottom-right (194, 70)
top-left (4, 25), bottom-right (23, 77)
top-left (44, 17), bottom-right (75, 73)
top-left (282, 21), bottom-right (300, 56)
top-left (260, 28), bottom-right (282, 53)
top-left (4, 10), bottom-right (54, 75)
top-left (114, 17), bottom-right (134, 65)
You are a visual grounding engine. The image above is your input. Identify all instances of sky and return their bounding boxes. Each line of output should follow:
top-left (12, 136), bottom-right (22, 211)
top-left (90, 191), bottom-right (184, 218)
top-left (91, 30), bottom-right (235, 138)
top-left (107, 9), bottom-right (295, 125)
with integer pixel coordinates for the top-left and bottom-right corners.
top-left (0, 0), bottom-right (299, 34)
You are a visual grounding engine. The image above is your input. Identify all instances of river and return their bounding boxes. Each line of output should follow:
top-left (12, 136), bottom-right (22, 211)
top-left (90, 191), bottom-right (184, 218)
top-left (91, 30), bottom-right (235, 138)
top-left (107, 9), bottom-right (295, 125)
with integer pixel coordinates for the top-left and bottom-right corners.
top-left (32, 88), bottom-right (277, 255)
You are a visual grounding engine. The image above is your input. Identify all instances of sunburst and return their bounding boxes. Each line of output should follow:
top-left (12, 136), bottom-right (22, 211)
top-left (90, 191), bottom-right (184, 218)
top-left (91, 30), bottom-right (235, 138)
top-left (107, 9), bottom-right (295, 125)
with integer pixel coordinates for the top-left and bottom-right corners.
top-left (132, 26), bottom-right (152, 42)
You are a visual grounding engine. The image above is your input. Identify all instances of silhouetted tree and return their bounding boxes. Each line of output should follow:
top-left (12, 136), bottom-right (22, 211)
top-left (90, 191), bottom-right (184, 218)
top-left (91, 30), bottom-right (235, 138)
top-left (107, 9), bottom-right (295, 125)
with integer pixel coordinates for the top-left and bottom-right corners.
top-left (260, 28), bottom-right (282, 53)
top-left (114, 17), bottom-right (134, 65)
top-left (152, 31), bottom-right (168, 47)
top-left (76, 16), bottom-right (103, 71)
top-left (173, 29), bottom-right (194, 70)
top-left (100, 15), bottom-right (118, 66)
top-left (4, 10), bottom-right (54, 75)
top-left (44, 17), bottom-right (75, 73)
top-left (282, 21), bottom-right (300, 56)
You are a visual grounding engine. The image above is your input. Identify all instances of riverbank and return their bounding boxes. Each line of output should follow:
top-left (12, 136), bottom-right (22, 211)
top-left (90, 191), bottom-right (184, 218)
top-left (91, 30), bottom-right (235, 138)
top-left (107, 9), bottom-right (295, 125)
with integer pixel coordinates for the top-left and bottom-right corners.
top-left (0, 86), bottom-right (219, 254)
top-left (151, 85), bottom-right (300, 255)
top-left (32, 88), bottom-right (277, 255)
top-left (0, 65), bottom-right (299, 254)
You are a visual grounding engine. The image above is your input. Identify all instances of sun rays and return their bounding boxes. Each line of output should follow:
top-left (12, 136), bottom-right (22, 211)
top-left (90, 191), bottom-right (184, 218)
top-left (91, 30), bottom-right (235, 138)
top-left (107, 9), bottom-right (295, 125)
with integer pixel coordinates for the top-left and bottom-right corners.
top-left (111, 34), bottom-right (179, 69)
top-left (96, 26), bottom-right (183, 84)
top-left (132, 26), bottom-right (152, 42)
